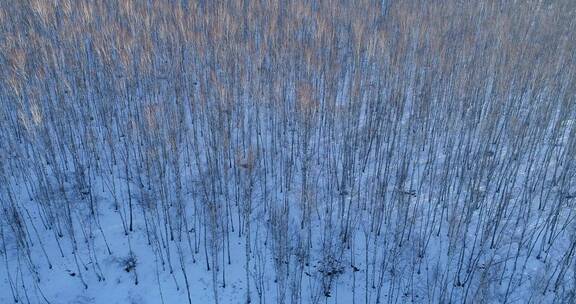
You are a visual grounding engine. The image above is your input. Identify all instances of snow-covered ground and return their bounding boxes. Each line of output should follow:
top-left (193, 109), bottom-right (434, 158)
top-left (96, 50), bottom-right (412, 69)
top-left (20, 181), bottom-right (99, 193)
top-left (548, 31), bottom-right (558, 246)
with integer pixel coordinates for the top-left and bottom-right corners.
top-left (1, 1), bottom-right (576, 304)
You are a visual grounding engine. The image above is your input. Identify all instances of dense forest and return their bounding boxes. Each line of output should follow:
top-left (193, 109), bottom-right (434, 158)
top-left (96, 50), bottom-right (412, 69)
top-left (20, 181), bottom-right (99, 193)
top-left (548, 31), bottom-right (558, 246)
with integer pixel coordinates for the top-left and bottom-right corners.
top-left (1, 1), bottom-right (575, 303)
